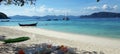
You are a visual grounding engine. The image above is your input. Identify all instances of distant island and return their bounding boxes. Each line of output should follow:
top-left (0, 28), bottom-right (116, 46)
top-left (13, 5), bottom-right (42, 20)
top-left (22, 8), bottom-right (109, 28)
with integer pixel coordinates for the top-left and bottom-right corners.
top-left (9, 15), bottom-right (79, 21)
top-left (0, 12), bottom-right (9, 19)
top-left (80, 12), bottom-right (120, 18)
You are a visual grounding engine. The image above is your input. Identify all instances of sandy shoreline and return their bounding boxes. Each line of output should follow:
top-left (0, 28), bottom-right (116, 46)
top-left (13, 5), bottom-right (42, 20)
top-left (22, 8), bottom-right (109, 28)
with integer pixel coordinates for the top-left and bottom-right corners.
top-left (0, 26), bottom-right (120, 54)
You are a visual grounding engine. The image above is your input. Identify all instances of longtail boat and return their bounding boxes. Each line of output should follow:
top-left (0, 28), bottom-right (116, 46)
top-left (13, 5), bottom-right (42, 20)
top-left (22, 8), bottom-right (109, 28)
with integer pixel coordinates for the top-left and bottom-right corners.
top-left (19, 23), bottom-right (37, 26)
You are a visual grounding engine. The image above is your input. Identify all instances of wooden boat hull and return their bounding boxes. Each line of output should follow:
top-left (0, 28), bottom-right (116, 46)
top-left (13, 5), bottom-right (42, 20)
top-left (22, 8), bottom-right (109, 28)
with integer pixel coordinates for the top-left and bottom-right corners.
top-left (19, 23), bottom-right (37, 26)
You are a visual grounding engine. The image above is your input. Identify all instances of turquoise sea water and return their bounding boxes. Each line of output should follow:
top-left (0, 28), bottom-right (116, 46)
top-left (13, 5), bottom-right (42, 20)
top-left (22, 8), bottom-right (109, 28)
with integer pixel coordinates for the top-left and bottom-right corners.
top-left (0, 18), bottom-right (120, 39)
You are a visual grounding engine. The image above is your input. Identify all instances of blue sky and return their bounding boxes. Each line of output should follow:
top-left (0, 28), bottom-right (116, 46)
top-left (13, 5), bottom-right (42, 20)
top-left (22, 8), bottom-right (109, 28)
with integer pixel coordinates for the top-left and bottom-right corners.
top-left (0, 0), bottom-right (120, 16)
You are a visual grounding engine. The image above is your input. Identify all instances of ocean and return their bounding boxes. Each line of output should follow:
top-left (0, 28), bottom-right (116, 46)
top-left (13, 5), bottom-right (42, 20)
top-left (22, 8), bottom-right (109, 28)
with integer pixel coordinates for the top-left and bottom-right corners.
top-left (0, 18), bottom-right (120, 39)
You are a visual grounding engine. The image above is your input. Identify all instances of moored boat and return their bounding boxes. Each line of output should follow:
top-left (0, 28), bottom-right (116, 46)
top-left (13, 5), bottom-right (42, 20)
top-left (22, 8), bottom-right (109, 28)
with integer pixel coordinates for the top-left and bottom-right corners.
top-left (19, 23), bottom-right (37, 26)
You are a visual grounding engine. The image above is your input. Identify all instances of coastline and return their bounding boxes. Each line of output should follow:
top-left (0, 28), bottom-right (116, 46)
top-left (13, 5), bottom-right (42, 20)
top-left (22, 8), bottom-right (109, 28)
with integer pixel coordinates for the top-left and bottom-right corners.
top-left (0, 26), bottom-right (120, 54)
top-left (39, 27), bottom-right (120, 40)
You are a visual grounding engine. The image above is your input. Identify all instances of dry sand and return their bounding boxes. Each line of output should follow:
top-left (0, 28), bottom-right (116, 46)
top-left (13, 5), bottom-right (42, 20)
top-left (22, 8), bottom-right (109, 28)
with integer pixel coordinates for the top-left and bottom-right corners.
top-left (0, 26), bottom-right (120, 54)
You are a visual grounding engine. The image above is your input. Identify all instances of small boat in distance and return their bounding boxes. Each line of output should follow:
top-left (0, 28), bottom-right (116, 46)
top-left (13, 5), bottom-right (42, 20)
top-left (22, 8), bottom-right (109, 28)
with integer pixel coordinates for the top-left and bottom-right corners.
top-left (63, 17), bottom-right (69, 21)
top-left (19, 22), bottom-right (37, 26)
top-left (63, 11), bottom-right (70, 21)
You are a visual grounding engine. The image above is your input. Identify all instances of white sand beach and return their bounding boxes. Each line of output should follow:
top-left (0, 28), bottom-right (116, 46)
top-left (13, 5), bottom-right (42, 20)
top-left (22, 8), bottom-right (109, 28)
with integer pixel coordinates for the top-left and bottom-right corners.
top-left (0, 26), bottom-right (120, 54)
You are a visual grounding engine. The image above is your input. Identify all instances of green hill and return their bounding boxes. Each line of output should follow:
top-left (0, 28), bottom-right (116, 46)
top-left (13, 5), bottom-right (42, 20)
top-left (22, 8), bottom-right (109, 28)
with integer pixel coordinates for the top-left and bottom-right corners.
top-left (0, 12), bottom-right (9, 19)
top-left (80, 12), bottom-right (120, 18)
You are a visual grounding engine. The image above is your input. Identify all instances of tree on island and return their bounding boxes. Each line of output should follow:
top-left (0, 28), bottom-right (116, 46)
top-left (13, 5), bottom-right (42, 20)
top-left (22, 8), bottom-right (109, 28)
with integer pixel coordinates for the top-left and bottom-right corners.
top-left (0, 0), bottom-right (100, 6)
top-left (0, 12), bottom-right (9, 19)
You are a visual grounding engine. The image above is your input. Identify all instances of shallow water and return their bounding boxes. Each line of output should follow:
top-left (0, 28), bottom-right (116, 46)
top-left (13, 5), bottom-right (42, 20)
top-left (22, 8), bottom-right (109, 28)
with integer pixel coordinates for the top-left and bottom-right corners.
top-left (0, 18), bottom-right (120, 39)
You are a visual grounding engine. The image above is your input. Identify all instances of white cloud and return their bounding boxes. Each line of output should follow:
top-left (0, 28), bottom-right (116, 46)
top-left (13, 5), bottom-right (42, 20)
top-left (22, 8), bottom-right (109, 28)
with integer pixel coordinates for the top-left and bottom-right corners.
top-left (0, 5), bottom-right (73, 16)
top-left (38, 5), bottom-right (46, 13)
top-left (113, 5), bottom-right (118, 10)
top-left (102, 4), bottom-right (119, 10)
top-left (102, 4), bottom-right (108, 10)
top-left (47, 8), bottom-right (54, 12)
top-left (1, 4), bottom-right (119, 16)
top-left (84, 4), bottom-right (119, 11)
top-left (82, 4), bottom-right (120, 15)
top-left (33, 5), bottom-right (72, 16)
top-left (85, 6), bottom-right (99, 10)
